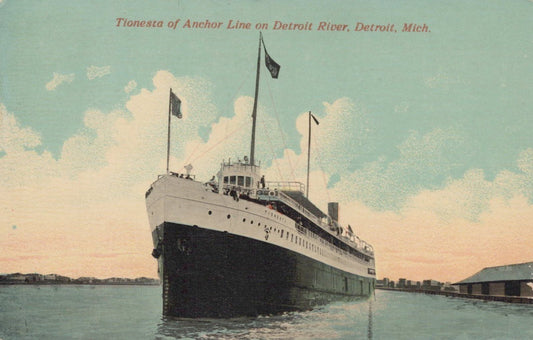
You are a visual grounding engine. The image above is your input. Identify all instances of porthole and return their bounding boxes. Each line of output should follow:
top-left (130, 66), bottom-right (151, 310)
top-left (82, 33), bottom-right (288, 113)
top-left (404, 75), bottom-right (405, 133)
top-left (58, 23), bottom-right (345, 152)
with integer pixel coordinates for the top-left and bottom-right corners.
top-left (258, 222), bottom-right (261, 226)
top-left (243, 218), bottom-right (246, 222)
top-left (208, 211), bottom-right (212, 215)
top-left (250, 220), bottom-right (254, 224)
top-left (227, 214), bottom-right (231, 219)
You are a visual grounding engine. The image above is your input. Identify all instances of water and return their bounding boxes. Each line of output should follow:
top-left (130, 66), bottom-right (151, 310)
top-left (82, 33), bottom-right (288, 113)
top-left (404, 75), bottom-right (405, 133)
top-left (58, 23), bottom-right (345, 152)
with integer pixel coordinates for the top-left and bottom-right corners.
top-left (1, 285), bottom-right (532, 339)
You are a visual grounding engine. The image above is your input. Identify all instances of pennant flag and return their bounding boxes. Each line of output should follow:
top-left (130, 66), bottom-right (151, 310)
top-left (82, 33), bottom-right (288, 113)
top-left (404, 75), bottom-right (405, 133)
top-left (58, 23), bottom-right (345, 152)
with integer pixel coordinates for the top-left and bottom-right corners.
top-left (264, 50), bottom-right (280, 79)
top-left (170, 90), bottom-right (182, 118)
top-left (262, 37), bottom-right (280, 79)
top-left (310, 113), bottom-right (320, 125)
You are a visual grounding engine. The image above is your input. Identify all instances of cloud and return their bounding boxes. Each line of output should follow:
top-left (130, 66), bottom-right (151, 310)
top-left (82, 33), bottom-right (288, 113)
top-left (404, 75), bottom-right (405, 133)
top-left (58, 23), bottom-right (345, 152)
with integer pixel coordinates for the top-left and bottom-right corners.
top-left (334, 186), bottom-right (533, 282)
top-left (0, 104), bottom-right (41, 153)
top-left (0, 71), bottom-right (220, 277)
top-left (257, 102), bottom-right (533, 281)
top-left (2, 71), bottom-right (532, 282)
top-left (124, 80), bottom-right (137, 93)
top-left (327, 127), bottom-right (470, 211)
top-left (264, 97), bottom-right (373, 190)
top-left (45, 72), bottom-right (75, 90)
top-left (404, 148), bottom-right (533, 221)
top-left (0, 70), bottom-right (284, 277)
top-left (314, 98), bottom-right (373, 174)
top-left (86, 65), bottom-right (111, 80)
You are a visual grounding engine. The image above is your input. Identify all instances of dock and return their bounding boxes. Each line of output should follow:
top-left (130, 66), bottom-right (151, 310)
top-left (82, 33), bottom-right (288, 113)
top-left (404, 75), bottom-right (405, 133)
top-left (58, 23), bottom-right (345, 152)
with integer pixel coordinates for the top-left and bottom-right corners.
top-left (377, 287), bottom-right (533, 304)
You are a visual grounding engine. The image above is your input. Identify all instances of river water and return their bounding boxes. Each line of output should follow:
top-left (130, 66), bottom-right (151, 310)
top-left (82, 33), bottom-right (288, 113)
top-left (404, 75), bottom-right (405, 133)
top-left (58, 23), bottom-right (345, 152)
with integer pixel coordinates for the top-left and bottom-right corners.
top-left (1, 285), bottom-right (532, 339)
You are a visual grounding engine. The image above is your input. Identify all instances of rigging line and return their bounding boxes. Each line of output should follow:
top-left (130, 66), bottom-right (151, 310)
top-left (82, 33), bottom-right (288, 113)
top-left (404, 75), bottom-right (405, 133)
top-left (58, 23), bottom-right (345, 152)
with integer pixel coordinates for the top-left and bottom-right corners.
top-left (311, 130), bottom-right (332, 203)
top-left (265, 78), bottom-right (297, 181)
top-left (183, 64), bottom-right (254, 166)
top-left (258, 115), bottom-right (284, 181)
top-left (183, 139), bottom-right (204, 167)
top-left (188, 120), bottom-right (249, 165)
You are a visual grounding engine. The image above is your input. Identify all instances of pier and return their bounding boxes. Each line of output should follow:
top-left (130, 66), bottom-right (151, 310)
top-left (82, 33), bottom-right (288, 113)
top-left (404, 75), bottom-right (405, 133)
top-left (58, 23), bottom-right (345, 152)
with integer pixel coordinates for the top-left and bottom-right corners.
top-left (377, 287), bottom-right (533, 304)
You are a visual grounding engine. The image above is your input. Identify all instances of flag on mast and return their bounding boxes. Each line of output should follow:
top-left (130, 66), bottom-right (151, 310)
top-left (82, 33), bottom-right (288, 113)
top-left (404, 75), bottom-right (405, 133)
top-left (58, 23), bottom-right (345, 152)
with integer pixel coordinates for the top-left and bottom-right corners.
top-left (310, 113), bottom-right (320, 125)
top-left (170, 90), bottom-right (182, 118)
top-left (261, 37), bottom-right (280, 79)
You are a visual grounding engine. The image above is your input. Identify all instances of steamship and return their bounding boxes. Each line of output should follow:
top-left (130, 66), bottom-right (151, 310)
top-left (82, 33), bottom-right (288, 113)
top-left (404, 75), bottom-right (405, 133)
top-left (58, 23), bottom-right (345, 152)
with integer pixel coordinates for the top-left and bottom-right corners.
top-left (145, 34), bottom-right (376, 318)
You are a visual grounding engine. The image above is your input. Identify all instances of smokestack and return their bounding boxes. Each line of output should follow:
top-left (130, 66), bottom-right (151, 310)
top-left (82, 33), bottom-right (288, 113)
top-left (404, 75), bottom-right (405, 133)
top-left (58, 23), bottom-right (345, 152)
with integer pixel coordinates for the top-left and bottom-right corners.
top-left (328, 202), bottom-right (339, 222)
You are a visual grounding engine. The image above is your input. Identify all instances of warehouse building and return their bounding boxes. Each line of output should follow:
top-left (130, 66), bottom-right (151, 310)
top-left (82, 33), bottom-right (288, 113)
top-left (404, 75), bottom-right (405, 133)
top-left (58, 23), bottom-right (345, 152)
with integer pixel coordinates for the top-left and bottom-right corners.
top-left (455, 262), bottom-right (533, 297)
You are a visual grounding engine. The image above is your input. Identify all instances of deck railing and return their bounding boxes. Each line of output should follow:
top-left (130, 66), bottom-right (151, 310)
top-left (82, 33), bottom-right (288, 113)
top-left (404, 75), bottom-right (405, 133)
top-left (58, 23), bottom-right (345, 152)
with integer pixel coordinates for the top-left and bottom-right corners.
top-left (264, 181), bottom-right (305, 193)
top-left (258, 188), bottom-right (374, 256)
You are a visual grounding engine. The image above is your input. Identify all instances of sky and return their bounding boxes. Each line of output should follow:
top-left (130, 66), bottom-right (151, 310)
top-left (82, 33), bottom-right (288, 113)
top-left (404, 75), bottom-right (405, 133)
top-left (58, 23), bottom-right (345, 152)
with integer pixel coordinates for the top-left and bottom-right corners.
top-left (1, 0), bottom-right (532, 282)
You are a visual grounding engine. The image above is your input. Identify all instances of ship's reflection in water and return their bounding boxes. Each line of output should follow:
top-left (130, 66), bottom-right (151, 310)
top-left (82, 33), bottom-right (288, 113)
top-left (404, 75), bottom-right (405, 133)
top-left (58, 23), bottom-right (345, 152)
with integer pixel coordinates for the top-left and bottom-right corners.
top-left (156, 297), bottom-right (372, 339)
top-left (156, 289), bottom-right (533, 339)
top-left (1, 286), bottom-right (532, 339)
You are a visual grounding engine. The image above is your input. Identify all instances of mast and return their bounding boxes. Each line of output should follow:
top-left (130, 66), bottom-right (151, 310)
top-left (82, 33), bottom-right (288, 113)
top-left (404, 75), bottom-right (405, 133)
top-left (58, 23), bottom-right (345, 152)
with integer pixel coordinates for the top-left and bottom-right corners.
top-left (306, 111), bottom-right (319, 198)
top-left (306, 111), bottom-right (311, 197)
top-left (249, 32), bottom-right (262, 166)
top-left (166, 88), bottom-right (172, 174)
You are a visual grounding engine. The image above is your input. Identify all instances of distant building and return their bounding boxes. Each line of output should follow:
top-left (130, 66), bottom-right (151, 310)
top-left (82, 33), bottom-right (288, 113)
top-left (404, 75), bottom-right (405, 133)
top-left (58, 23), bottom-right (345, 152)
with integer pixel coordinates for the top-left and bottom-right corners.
top-left (422, 279), bottom-right (442, 291)
top-left (75, 277), bottom-right (100, 284)
top-left (442, 281), bottom-right (459, 292)
top-left (454, 262), bottom-right (533, 297)
top-left (5, 273), bottom-right (26, 282)
top-left (376, 277), bottom-right (390, 288)
top-left (398, 278), bottom-right (406, 288)
top-left (55, 275), bottom-right (71, 283)
top-left (25, 273), bottom-right (43, 283)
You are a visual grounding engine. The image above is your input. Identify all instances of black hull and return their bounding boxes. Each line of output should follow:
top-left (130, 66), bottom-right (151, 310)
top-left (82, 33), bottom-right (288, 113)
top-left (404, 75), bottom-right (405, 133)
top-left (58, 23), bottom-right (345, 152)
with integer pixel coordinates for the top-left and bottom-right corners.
top-left (154, 222), bottom-right (375, 318)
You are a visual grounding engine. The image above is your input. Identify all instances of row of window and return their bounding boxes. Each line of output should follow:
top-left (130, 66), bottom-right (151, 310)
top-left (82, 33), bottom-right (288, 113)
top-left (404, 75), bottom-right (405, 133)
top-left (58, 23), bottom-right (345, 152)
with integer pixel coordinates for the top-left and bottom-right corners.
top-left (282, 227), bottom-right (324, 256)
top-left (266, 209), bottom-right (285, 222)
top-left (223, 175), bottom-right (253, 188)
top-left (207, 209), bottom-right (367, 265)
top-left (208, 209), bottom-right (325, 256)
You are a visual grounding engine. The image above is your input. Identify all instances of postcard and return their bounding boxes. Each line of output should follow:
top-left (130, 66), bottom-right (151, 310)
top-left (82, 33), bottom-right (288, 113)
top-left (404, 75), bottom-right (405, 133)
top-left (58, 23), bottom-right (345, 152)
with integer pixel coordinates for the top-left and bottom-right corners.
top-left (1, 0), bottom-right (532, 338)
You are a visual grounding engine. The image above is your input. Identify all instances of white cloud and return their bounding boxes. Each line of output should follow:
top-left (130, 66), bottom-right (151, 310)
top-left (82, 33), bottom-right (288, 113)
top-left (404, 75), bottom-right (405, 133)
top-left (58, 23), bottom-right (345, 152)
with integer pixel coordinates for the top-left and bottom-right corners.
top-left (0, 104), bottom-right (41, 153)
top-left (517, 148), bottom-right (533, 174)
top-left (0, 70), bottom-right (287, 277)
top-left (87, 65), bottom-right (111, 80)
top-left (403, 149), bottom-right (533, 222)
top-left (302, 98), bottom-right (372, 177)
top-left (2, 71), bottom-right (532, 282)
top-left (336, 193), bottom-right (533, 282)
top-left (45, 72), bottom-right (75, 91)
top-left (261, 104), bottom-right (533, 281)
top-left (325, 127), bottom-right (469, 211)
top-left (0, 71), bottom-right (219, 277)
top-left (124, 80), bottom-right (137, 93)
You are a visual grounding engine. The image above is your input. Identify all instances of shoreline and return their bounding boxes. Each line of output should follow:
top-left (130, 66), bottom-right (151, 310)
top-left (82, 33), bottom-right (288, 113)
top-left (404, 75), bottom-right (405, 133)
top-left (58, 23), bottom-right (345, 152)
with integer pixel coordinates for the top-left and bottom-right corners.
top-left (377, 287), bottom-right (533, 304)
top-left (0, 282), bottom-right (159, 286)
